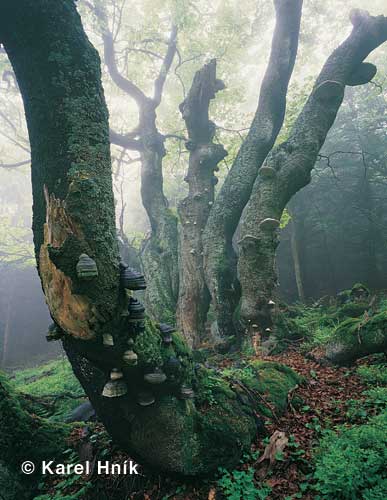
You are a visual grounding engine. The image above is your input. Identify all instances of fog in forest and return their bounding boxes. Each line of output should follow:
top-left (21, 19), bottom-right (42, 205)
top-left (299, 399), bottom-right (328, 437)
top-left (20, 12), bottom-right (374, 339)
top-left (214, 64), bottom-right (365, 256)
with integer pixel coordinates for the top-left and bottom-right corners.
top-left (1, 0), bottom-right (386, 367)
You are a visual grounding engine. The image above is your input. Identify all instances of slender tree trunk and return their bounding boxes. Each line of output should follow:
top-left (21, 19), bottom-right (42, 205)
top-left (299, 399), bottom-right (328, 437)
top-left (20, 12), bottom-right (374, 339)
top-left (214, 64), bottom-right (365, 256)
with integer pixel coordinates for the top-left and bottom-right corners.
top-left (139, 105), bottom-right (179, 324)
top-left (1, 282), bottom-right (14, 367)
top-left (238, 10), bottom-right (387, 335)
top-left (177, 60), bottom-right (227, 347)
top-left (0, 0), bottom-right (295, 476)
top-left (95, 1), bottom-right (179, 323)
top-left (202, 0), bottom-right (303, 337)
top-left (290, 216), bottom-right (305, 303)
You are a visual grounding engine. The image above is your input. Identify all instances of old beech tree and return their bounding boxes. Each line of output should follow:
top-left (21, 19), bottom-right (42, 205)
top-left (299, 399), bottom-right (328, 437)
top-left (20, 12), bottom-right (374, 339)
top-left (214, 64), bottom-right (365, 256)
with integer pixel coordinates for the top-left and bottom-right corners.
top-left (1, 0), bottom-right (387, 477)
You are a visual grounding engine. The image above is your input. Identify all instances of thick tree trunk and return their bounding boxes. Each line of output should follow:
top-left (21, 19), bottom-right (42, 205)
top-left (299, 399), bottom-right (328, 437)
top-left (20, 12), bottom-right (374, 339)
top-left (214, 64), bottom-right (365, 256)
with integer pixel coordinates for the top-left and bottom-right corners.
top-left (202, 0), bottom-right (303, 337)
top-left (0, 0), bottom-right (298, 476)
top-left (238, 10), bottom-right (387, 334)
top-left (177, 60), bottom-right (227, 347)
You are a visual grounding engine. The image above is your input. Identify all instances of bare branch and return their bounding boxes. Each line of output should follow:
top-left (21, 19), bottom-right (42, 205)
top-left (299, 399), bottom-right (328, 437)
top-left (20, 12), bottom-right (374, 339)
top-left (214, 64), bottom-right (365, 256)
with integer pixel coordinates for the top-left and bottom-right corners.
top-left (0, 158), bottom-right (30, 168)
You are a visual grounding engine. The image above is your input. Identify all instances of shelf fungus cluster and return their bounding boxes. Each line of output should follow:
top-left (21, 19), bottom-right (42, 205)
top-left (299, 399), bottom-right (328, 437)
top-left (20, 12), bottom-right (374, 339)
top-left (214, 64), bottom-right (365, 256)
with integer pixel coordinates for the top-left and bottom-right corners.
top-left (99, 262), bottom-right (195, 405)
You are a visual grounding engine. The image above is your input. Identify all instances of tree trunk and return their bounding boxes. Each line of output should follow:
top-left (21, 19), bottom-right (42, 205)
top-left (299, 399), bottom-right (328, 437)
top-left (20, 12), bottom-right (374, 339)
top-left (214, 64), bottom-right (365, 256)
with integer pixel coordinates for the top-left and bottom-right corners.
top-left (94, 1), bottom-right (179, 324)
top-left (1, 282), bottom-right (14, 367)
top-left (289, 207), bottom-right (306, 303)
top-left (238, 10), bottom-right (387, 335)
top-left (0, 0), bottom-right (296, 476)
top-left (139, 104), bottom-right (179, 324)
top-left (202, 0), bottom-right (303, 337)
top-left (177, 60), bottom-right (227, 347)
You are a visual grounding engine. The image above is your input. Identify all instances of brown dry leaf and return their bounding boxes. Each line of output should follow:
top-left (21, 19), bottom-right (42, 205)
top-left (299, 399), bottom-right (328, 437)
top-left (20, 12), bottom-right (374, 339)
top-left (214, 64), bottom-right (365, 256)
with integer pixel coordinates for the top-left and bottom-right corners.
top-left (257, 430), bottom-right (288, 465)
top-left (208, 487), bottom-right (216, 500)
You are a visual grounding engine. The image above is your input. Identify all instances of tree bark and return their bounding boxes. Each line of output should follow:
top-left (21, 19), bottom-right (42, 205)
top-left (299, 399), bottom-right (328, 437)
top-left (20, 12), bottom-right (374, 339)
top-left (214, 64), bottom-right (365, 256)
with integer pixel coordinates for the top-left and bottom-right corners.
top-left (202, 0), bottom-right (303, 337)
top-left (0, 0), bottom-right (297, 476)
top-left (238, 10), bottom-right (387, 335)
top-left (289, 203), bottom-right (306, 303)
top-left (139, 102), bottom-right (180, 324)
top-left (177, 60), bottom-right (227, 347)
top-left (1, 282), bottom-right (14, 367)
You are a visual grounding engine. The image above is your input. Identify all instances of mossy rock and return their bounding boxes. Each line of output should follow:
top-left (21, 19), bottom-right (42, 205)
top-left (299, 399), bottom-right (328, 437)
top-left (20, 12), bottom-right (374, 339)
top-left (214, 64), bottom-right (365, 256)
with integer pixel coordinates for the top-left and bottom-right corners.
top-left (333, 301), bottom-right (369, 320)
top-left (0, 373), bottom-right (69, 469)
top-left (326, 311), bottom-right (387, 365)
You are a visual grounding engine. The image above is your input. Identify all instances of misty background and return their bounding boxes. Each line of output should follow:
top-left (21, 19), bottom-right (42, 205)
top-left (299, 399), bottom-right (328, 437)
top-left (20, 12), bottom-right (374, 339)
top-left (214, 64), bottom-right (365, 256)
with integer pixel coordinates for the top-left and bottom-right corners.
top-left (1, 0), bottom-right (386, 367)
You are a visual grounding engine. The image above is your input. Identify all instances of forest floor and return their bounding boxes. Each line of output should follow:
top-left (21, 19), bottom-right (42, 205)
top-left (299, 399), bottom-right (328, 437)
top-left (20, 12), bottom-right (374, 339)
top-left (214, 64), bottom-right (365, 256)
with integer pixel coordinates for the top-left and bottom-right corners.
top-left (21, 347), bottom-right (384, 500)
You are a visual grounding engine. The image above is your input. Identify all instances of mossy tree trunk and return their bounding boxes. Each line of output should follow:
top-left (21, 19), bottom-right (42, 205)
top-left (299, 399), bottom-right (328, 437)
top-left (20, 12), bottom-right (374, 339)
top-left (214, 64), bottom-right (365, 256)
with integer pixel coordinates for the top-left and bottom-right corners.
top-left (0, 0), bottom-right (299, 476)
top-left (238, 10), bottom-right (387, 337)
top-left (202, 0), bottom-right (303, 338)
top-left (177, 60), bottom-right (227, 347)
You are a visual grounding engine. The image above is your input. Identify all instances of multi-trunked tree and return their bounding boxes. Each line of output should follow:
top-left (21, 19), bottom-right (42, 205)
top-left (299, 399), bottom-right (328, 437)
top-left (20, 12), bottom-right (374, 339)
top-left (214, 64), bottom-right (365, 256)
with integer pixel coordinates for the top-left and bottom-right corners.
top-left (1, 0), bottom-right (387, 478)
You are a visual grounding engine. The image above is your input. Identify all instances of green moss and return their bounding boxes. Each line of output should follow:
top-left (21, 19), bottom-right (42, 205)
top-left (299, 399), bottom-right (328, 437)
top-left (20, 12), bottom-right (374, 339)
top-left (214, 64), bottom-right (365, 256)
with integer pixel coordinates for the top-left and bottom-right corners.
top-left (133, 320), bottom-right (163, 367)
top-left (0, 372), bottom-right (70, 487)
top-left (334, 311), bottom-right (387, 347)
top-left (222, 360), bottom-right (301, 416)
top-left (10, 358), bottom-right (85, 421)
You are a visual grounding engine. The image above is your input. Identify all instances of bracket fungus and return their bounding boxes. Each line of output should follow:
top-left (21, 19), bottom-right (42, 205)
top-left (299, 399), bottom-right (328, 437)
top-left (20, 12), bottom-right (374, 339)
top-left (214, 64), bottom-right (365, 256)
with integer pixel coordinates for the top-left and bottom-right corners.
top-left (128, 298), bottom-right (146, 322)
top-left (137, 391), bottom-right (156, 407)
top-left (103, 333), bottom-right (114, 346)
top-left (123, 349), bottom-right (138, 367)
top-left (120, 262), bottom-right (147, 290)
top-left (102, 370), bottom-right (128, 398)
top-left (76, 254), bottom-right (98, 280)
top-left (259, 218), bottom-right (280, 231)
top-left (144, 368), bottom-right (167, 385)
top-left (158, 323), bottom-right (175, 344)
top-left (180, 385), bottom-right (195, 400)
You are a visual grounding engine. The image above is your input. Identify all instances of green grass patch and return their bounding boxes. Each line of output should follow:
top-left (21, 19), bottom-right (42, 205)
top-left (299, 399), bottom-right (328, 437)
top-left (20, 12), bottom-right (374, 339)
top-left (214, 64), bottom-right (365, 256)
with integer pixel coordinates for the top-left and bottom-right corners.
top-left (10, 357), bottom-right (85, 421)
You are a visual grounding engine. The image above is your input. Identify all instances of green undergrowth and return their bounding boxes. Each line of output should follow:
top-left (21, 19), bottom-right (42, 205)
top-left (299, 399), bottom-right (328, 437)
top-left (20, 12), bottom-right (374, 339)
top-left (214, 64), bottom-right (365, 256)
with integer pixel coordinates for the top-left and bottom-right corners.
top-left (312, 359), bottom-right (387, 499)
top-left (9, 357), bottom-right (85, 421)
top-left (275, 290), bottom-right (387, 355)
top-left (313, 411), bottom-right (387, 499)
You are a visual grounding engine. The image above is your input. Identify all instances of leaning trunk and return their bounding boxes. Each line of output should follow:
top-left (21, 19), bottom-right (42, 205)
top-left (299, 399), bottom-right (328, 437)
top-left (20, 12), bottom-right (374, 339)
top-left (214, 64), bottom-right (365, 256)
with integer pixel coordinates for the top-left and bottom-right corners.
top-left (238, 10), bottom-right (387, 336)
top-left (202, 0), bottom-right (303, 338)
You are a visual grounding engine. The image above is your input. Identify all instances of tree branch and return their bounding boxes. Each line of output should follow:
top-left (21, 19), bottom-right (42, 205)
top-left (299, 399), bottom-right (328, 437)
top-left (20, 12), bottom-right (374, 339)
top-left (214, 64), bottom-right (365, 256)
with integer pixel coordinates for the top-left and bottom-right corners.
top-left (0, 158), bottom-right (30, 168)
top-left (109, 128), bottom-right (143, 150)
top-left (152, 25), bottom-right (178, 106)
top-left (94, 0), bottom-right (147, 107)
